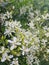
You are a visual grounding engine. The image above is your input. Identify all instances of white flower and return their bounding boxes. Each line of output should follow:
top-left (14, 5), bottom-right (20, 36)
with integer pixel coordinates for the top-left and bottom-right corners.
top-left (1, 52), bottom-right (13, 62)
top-left (34, 37), bottom-right (40, 43)
top-left (28, 12), bottom-right (34, 19)
top-left (12, 6), bottom-right (15, 9)
top-left (37, 17), bottom-right (41, 21)
top-left (1, 52), bottom-right (8, 62)
top-left (42, 13), bottom-right (49, 20)
top-left (8, 55), bottom-right (13, 59)
top-left (24, 30), bottom-right (32, 38)
top-left (10, 58), bottom-right (19, 65)
top-left (21, 46), bottom-right (30, 55)
top-left (0, 46), bottom-right (5, 53)
top-left (41, 39), bottom-right (47, 45)
top-left (28, 21), bottom-right (35, 29)
top-left (45, 32), bottom-right (49, 37)
top-left (47, 49), bottom-right (49, 54)
top-left (8, 37), bottom-right (21, 50)
top-left (20, 6), bottom-right (26, 15)
top-left (1, 57), bottom-right (6, 62)
top-left (4, 28), bottom-right (12, 35)
top-left (10, 44), bottom-right (16, 50)
top-left (12, 37), bottom-right (21, 45)
top-left (4, 20), bottom-right (22, 36)
top-left (33, 57), bottom-right (40, 65)
top-left (35, 10), bottom-right (40, 15)
top-left (4, 11), bottom-right (12, 18)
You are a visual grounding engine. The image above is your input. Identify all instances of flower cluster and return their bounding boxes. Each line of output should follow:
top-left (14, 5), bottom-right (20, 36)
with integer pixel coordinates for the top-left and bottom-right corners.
top-left (0, 6), bottom-right (49, 65)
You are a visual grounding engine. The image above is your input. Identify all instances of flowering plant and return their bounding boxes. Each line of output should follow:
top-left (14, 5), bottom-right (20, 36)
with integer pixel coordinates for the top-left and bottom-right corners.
top-left (0, 0), bottom-right (49, 65)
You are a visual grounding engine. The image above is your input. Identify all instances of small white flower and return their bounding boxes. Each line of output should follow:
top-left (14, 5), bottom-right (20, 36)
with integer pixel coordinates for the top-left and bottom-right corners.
top-left (12, 6), bottom-right (15, 9)
top-left (37, 17), bottom-right (41, 21)
top-left (28, 12), bottom-right (34, 19)
top-left (28, 21), bottom-right (35, 29)
top-left (5, 11), bottom-right (12, 18)
top-left (47, 49), bottom-right (49, 54)
top-left (8, 37), bottom-right (21, 50)
top-left (34, 37), bottom-right (40, 43)
top-left (21, 46), bottom-right (30, 55)
top-left (4, 28), bottom-right (12, 36)
top-left (1, 52), bottom-right (7, 62)
top-left (1, 51), bottom-right (13, 62)
top-left (10, 44), bottom-right (16, 50)
top-left (10, 58), bottom-right (19, 65)
top-left (1, 57), bottom-right (6, 62)
top-left (42, 39), bottom-right (47, 44)
top-left (45, 32), bottom-right (49, 37)
top-left (20, 6), bottom-right (26, 15)
top-left (42, 13), bottom-right (49, 20)
top-left (0, 46), bottom-right (5, 53)
top-left (8, 55), bottom-right (13, 58)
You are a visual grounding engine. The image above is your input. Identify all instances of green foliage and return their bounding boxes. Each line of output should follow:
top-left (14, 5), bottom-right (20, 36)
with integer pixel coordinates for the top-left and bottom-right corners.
top-left (18, 55), bottom-right (27, 65)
